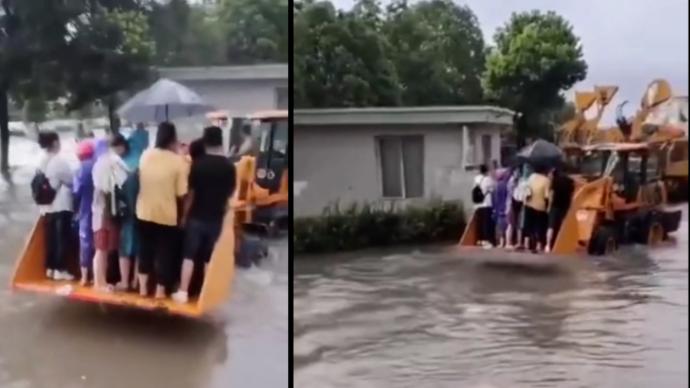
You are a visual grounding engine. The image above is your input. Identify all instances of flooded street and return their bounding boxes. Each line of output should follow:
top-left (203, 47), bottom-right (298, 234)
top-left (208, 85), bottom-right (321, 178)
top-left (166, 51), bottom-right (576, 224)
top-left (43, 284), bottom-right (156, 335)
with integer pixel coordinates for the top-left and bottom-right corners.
top-left (0, 136), bottom-right (288, 388)
top-left (295, 209), bottom-right (689, 387)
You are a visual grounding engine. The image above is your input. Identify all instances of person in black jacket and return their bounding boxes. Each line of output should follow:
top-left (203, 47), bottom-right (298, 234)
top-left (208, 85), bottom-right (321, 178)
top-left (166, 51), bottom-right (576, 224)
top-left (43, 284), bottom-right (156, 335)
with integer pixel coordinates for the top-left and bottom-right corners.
top-left (545, 167), bottom-right (575, 253)
top-left (172, 126), bottom-right (236, 304)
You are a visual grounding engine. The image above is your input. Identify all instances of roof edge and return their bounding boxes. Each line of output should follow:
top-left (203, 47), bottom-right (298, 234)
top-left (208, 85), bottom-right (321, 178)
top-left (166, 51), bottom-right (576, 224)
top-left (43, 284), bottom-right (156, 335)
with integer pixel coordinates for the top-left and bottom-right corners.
top-left (294, 105), bottom-right (515, 126)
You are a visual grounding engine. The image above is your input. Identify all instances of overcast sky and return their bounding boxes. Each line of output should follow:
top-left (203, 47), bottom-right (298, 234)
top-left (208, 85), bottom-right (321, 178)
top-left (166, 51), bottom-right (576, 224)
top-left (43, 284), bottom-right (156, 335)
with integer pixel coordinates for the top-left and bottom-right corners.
top-left (330, 0), bottom-right (689, 124)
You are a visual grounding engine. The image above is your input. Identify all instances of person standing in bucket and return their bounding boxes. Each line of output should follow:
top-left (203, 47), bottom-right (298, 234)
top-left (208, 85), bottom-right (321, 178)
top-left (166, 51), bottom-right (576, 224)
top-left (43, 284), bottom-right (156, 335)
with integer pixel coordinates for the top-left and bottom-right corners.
top-left (172, 126), bottom-right (236, 304)
top-left (91, 134), bottom-right (130, 292)
top-left (545, 167), bottom-right (575, 253)
top-left (73, 140), bottom-right (96, 285)
top-left (523, 164), bottom-right (551, 253)
top-left (492, 167), bottom-right (511, 248)
top-left (472, 164), bottom-right (495, 249)
top-left (116, 123), bottom-right (149, 291)
top-left (136, 122), bottom-right (188, 299)
top-left (505, 166), bottom-right (521, 249)
top-left (34, 131), bottom-right (75, 281)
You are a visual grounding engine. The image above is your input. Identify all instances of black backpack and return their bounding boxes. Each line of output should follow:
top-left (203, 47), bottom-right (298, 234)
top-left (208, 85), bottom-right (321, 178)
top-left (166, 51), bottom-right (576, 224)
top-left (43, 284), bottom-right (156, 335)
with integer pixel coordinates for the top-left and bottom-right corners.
top-left (31, 171), bottom-right (57, 205)
top-left (471, 184), bottom-right (485, 204)
top-left (106, 172), bottom-right (134, 223)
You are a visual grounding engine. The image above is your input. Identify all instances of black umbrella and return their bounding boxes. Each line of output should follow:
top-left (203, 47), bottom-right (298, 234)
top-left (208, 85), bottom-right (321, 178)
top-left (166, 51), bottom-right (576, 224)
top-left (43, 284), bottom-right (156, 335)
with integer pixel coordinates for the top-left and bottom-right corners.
top-left (517, 139), bottom-right (564, 168)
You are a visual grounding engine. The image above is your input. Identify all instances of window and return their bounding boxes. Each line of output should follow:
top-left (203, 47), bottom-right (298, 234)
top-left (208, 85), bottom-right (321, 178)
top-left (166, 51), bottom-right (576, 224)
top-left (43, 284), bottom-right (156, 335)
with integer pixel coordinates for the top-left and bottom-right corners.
top-left (276, 87), bottom-right (288, 109)
top-left (377, 136), bottom-right (424, 198)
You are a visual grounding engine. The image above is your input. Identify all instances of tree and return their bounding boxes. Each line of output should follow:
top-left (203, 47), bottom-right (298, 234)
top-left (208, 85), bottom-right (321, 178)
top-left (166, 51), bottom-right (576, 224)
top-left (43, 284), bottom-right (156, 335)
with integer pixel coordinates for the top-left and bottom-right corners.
top-left (23, 97), bottom-right (48, 125)
top-left (384, 0), bottom-right (486, 105)
top-left (148, 0), bottom-right (192, 65)
top-left (219, 0), bottom-right (289, 64)
top-left (482, 10), bottom-right (587, 144)
top-left (294, 0), bottom-right (401, 108)
top-left (62, 5), bottom-right (155, 132)
top-left (0, 0), bottom-right (78, 174)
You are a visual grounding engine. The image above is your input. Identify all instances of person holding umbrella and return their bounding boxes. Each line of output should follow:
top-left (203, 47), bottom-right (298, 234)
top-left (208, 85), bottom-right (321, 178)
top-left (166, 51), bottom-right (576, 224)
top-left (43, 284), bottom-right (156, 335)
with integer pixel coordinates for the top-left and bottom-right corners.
top-left (516, 140), bottom-right (563, 252)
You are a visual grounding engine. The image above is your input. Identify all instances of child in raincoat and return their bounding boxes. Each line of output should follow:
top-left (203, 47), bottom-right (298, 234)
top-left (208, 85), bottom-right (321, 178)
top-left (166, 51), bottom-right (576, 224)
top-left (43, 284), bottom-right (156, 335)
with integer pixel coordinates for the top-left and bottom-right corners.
top-left (92, 135), bottom-right (130, 291)
top-left (491, 168), bottom-right (511, 248)
top-left (116, 124), bottom-right (149, 291)
top-left (73, 140), bottom-right (96, 285)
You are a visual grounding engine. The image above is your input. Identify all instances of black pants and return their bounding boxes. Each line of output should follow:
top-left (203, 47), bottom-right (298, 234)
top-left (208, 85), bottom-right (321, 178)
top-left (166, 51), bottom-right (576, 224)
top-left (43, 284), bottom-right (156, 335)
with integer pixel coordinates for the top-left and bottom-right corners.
top-left (137, 219), bottom-right (179, 289)
top-left (524, 206), bottom-right (547, 249)
top-left (548, 206), bottom-right (568, 239)
top-left (45, 211), bottom-right (72, 271)
top-left (476, 207), bottom-right (494, 244)
top-left (183, 218), bottom-right (222, 264)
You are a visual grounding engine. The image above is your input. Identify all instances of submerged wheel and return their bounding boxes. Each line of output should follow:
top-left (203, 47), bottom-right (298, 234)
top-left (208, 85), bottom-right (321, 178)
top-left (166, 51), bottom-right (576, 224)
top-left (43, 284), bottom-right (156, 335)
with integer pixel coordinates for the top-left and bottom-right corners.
top-left (647, 221), bottom-right (664, 246)
top-left (634, 213), bottom-right (665, 246)
top-left (588, 225), bottom-right (618, 256)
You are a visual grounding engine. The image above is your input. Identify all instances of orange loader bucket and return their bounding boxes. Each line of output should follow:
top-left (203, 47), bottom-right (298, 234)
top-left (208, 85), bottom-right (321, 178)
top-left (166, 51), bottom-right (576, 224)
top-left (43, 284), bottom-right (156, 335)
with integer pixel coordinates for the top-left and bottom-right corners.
top-left (10, 212), bottom-right (236, 318)
top-left (457, 178), bottom-right (607, 255)
top-left (458, 210), bottom-right (478, 247)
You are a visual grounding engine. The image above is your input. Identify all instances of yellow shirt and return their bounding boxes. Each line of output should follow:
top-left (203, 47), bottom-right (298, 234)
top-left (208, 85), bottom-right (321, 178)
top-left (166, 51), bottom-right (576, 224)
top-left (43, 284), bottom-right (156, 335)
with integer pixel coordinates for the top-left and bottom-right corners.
top-left (525, 173), bottom-right (550, 212)
top-left (136, 148), bottom-right (189, 226)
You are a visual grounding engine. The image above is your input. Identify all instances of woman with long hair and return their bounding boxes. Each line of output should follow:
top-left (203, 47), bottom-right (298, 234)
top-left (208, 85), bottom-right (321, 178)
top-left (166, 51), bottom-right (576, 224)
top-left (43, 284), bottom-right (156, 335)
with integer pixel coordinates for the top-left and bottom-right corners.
top-left (136, 122), bottom-right (188, 299)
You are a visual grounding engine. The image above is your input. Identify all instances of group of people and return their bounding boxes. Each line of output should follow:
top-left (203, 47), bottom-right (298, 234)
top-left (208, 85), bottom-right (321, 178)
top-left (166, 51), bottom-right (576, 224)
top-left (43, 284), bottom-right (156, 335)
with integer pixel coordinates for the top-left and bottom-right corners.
top-left (472, 160), bottom-right (575, 253)
top-left (34, 122), bottom-right (236, 304)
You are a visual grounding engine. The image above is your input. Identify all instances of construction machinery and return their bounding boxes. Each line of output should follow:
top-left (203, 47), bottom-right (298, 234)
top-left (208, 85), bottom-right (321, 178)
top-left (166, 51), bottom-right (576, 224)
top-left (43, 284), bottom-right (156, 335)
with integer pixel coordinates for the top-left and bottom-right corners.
top-left (233, 110), bottom-right (289, 235)
top-left (559, 80), bottom-right (688, 202)
top-left (558, 85), bottom-right (620, 147)
top-left (460, 142), bottom-right (682, 257)
top-left (11, 210), bottom-right (236, 318)
top-left (8, 111), bottom-right (291, 317)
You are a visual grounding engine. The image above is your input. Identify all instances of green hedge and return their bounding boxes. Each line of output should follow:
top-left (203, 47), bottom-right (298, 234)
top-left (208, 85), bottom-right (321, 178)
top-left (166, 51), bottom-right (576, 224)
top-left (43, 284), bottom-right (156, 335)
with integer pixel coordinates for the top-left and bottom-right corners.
top-left (293, 200), bottom-right (466, 254)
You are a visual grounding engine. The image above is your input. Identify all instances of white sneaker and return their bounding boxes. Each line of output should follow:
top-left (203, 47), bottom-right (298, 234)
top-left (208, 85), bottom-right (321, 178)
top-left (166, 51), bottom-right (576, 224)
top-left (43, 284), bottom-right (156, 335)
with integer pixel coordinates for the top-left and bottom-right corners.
top-left (171, 290), bottom-right (189, 304)
top-left (46, 269), bottom-right (54, 279)
top-left (53, 271), bottom-right (75, 281)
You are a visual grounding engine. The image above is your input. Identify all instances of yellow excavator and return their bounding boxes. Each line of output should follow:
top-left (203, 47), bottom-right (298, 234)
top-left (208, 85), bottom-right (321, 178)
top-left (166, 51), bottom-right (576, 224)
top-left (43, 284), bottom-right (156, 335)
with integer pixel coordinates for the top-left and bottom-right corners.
top-left (558, 85), bottom-right (621, 147)
top-left (560, 80), bottom-right (687, 202)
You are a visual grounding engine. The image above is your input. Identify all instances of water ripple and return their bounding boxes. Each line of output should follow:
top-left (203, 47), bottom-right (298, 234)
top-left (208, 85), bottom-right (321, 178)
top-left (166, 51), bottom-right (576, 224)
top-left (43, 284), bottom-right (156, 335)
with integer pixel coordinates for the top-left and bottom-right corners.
top-left (295, 207), bottom-right (689, 388)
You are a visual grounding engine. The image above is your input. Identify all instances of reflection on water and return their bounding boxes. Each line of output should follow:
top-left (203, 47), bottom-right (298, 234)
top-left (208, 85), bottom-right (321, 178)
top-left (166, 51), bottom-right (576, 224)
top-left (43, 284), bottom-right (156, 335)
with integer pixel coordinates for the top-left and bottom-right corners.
top-left (0, 136), bottom-right (287, 388)
top-left (295, 209), bottom-right (689, 388)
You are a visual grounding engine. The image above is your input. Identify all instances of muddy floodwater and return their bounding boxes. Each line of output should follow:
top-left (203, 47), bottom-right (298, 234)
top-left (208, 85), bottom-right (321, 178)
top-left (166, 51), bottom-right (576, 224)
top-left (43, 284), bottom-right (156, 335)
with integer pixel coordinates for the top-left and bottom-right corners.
top-left (0, 136), bottom-right (288, 388)
top-left (295, 209), bottom-right (689, 387)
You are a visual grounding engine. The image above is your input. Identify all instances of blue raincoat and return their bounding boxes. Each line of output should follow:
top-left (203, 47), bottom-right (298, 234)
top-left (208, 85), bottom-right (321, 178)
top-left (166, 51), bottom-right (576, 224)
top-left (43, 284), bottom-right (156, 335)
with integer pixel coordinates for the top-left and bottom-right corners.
top-left (119, 128), bottom-right (149, 258)
top-left (74, 157), bottom-right (95, 267)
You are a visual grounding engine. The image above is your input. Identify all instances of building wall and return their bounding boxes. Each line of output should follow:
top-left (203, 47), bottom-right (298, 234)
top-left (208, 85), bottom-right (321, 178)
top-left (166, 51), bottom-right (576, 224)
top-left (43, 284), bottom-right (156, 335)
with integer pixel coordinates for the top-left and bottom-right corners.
top-left (294, 123), bottom-right (504, 217)
top-left (173, 79), bottom-right (288, 117)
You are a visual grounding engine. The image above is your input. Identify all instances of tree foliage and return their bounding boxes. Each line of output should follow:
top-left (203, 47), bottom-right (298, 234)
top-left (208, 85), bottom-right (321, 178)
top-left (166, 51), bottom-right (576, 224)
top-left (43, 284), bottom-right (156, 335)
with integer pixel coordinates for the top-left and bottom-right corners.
top-left (61, 5), bottom-right (155, 131)
top-left (0, 0), bottom-right (81, 173)
top-left (482, 10), bottom-right (587, 142)
top-left (384, 0), bottom-right (485, 105)
top-left (23, 97), bottom-right (48, 124)
top-left (219, 0), bottom-right (289, 64)
top-left (147, 0), bottom-right (224, 66)
top-left (294, 1), bottom-right (401, 108)
top-left (294, 0), bottom-right (487, 108)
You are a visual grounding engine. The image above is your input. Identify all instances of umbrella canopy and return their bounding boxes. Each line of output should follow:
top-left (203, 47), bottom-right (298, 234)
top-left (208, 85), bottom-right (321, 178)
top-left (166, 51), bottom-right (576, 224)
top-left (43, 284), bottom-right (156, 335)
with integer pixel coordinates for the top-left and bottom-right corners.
top-left (117, 78), bottom-right (215, 123)
top-left (517, 139), bottom-right (564, 168)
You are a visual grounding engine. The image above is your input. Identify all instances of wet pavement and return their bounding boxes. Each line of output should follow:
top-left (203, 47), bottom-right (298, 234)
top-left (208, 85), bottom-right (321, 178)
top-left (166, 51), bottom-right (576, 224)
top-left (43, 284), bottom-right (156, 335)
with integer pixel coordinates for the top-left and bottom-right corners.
top-left (295, 208), bottom-right (689, 388)
top-left (0, 135), bottom-right (288, 388)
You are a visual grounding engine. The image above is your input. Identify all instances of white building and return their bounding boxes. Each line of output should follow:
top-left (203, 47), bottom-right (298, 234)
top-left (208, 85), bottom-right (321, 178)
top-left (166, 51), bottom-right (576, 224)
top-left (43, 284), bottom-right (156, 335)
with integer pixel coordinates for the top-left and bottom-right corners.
top-left (158, 64), bottom-right (288, 116)
top-left (294, 106), bottom-right (514, 217)
top-left (156, 63), bottom-right (288, 143)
